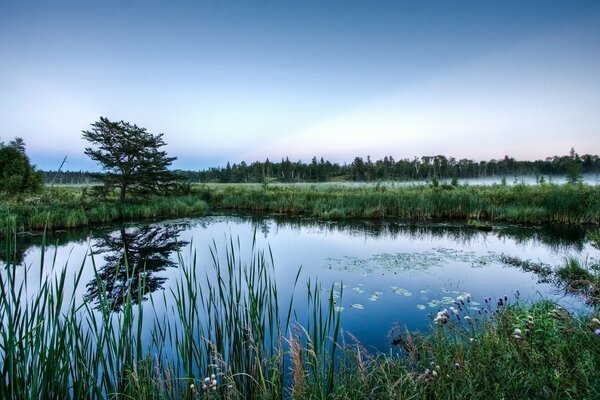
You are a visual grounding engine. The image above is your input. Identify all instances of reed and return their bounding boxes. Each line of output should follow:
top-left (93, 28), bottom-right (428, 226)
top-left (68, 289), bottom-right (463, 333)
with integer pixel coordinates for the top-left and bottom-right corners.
top-left (0, 189), bottom-right (207, 234)
top-left (1, 223), bottom-right (599, 399)
top-left (199, 182), bottom-right (600, 224)
top-left (0, 224), bottom-right (341, 399)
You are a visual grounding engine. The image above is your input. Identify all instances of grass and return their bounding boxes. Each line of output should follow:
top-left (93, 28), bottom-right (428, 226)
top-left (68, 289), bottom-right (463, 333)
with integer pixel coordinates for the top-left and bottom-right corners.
top-left (502, 255), bottom-right (600, 307)
top-left (1, 182), bottom-right (599, 236)
top-left (0, 187), bottom-right (207, 235)
top-left (197, 182), bottom-right (600, 225)
top-left (1, 222), bottom-right (600, 398)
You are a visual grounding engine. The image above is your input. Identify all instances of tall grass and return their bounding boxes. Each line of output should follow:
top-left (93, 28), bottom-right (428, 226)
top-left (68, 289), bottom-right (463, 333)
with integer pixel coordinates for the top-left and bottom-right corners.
top-left (2, 223), bottom-right (600, 399)
top-left (0, 188), bottom-right (207, 234)
top-left (198, 182), bottom-right (600, 224)
top-left (0, 224), bottom-right (341, 399)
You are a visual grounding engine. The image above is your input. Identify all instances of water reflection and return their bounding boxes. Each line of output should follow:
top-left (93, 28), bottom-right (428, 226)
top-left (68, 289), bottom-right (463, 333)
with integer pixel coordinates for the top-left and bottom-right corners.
top-left (86, 224), bottom-right (188, 312)
top-left (243, 213), bottom-right (588, 252)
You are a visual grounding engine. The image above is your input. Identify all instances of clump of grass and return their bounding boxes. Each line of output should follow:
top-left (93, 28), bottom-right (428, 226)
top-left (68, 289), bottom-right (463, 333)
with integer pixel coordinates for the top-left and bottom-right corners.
top-left (587, 228), bottom-right (600, 250)
top-left (555, 258), bottom-right (600, 306)
top-left (315, 298), bottom-right (600, 399)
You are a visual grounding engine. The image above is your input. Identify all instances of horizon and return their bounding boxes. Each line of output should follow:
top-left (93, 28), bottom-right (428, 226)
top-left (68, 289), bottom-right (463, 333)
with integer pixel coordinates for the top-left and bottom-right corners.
top-left (2, 1), bottom-right (600, 171)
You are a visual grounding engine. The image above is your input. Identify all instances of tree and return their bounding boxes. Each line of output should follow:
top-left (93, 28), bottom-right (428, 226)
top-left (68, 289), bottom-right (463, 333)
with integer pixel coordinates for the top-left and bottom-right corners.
top-left (0, 137), bottom-right (43, 195)
top-left (565, 147), bottom-right (582, 185)
top-left (82, 117), bottom-right (181, 202)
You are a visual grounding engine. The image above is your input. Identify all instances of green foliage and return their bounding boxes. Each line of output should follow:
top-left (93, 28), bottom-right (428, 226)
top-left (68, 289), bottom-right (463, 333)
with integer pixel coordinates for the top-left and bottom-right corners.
top-left (82, 117), bottom-right (182, 202)
top-left (566, 147), bottom-right (583, 184)
top-left (0, 138), bottom-right (42, 195)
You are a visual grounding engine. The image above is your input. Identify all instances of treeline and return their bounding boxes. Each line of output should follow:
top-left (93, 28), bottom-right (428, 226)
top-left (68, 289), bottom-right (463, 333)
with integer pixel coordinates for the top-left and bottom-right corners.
top-left (42, 152), bottom-right (600, 184)
top-left (187, 152), bottom-right (600, 183)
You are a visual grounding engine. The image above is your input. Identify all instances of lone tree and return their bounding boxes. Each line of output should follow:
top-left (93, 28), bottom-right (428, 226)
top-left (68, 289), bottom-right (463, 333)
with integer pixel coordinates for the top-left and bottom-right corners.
top-left (0, 137), bottom-right (43, 195)
top-left (82, 117), bottom-right (181, 203)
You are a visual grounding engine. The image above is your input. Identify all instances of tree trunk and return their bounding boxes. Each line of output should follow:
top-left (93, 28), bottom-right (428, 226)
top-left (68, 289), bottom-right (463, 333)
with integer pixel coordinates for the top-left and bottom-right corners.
top-left (120, 184), bottom-right (126, 203)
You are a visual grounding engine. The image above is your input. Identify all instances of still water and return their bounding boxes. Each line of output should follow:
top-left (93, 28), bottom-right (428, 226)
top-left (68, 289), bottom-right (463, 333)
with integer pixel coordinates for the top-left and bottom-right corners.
top-left (3, 214), bottom-right (598, 351)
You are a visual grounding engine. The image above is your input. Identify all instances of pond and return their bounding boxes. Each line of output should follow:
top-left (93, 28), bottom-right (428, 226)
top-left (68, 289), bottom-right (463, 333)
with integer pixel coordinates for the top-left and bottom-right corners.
top-left (2, 213), bottom-right (598, 352)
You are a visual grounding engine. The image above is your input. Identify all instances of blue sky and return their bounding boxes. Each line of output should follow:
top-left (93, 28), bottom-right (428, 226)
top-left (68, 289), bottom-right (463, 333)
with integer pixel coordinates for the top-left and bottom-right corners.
top-left (1, 0), bottom-right (599, 171)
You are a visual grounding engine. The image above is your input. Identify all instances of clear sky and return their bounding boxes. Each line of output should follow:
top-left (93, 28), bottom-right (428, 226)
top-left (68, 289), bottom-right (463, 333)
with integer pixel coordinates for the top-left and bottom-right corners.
top-left (1, 0), bottom-right (599, 171)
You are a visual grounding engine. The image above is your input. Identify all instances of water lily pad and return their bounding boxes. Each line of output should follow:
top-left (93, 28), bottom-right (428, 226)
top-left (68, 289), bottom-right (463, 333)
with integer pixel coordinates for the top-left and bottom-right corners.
top-left (350, 303), bottom-right (364, 310)
top-left (334, 306), bottom-right (344, 312)
top-left (393, 288), bottom-right (413, 296)
top-left (416, 304), bottom-right (426, 310)
top-left (428, 300), bottom-right (440, 308)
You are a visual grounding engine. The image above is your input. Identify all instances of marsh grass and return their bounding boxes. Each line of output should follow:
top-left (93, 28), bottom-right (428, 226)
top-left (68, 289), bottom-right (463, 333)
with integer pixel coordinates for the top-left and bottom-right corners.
top-left (502, 254), bottom-right (600, 306)
top-left (0, 187), bottom-right (207, 234)
top-left (199, 182), bottom-right (600, 225)
top-left (0, 223), bottom-right (342, 399)
top-left (1, 222), bottom-right (600, 399)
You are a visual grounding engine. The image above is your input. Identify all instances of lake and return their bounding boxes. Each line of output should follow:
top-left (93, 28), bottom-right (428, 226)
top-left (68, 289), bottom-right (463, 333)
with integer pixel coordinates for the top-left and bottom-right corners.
top-left (3, 213), bottom-right (598, 352)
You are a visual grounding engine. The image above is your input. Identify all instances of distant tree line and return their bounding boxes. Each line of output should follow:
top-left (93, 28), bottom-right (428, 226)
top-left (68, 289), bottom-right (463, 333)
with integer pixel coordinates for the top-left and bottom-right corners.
top-left (42, 151), bottom-right (600, 185)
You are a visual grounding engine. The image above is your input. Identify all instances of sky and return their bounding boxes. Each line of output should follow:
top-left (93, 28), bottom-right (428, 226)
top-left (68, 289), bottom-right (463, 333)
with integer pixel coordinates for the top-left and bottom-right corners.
top-left (1, 0), bottom-right (599, 171)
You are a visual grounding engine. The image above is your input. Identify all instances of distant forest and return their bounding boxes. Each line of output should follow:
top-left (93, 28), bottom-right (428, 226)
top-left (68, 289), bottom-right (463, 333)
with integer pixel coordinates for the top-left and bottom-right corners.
top-left (42, 152), bottom-right (600, 185)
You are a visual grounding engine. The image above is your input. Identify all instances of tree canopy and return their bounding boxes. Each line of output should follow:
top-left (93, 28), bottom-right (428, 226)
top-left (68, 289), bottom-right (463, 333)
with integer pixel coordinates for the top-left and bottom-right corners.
top-left (82, 117), bottom-right (181, 202)
top-left (0, 137), bottom-right (43, 195)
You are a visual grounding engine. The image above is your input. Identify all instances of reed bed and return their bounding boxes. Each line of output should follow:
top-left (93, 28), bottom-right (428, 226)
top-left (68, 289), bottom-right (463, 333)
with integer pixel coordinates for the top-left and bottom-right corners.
top-left (1, 224), bottom-right (600, 399)
top-left (199, 182), bottom-right (600, 224)
top-left (0, 225), bottom-right (341, 399)
top-left (0, 188), bottom-right (207, 234)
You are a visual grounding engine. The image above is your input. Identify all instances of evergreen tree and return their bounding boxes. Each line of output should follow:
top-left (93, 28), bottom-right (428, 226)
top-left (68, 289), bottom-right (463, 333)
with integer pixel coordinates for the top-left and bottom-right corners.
top-left (82, 117), bottom-right (181, 203)
top-left (0, 137), bottom-right (43, 195)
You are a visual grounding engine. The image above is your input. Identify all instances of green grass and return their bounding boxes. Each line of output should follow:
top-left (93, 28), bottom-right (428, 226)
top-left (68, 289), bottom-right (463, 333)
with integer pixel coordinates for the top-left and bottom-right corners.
top-left (197, 182), bottom-right (600, 225)
top-left (1, 224), bottom-right (600, 399)
top-left (1, 183), bottom-right (599, 235)
top-left (502, 255), bottom-right (600, 307)
top-left (0, 187), bottom-right (207, 235)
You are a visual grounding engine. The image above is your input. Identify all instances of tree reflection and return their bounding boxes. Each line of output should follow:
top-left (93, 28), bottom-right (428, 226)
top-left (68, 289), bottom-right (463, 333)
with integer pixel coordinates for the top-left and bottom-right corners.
top-left (86, 224), bottom-right (188, 312)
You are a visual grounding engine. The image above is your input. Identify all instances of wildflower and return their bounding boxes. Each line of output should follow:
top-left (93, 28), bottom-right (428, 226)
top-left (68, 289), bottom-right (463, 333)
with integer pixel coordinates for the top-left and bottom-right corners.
top-left (595, 329), bottom-right (600, 336)
top-left (592, 318), bottom-right (600, 326)
top-left (464, 316), bottom-right (472, 324)
top-left (190, 384), bottom-right (195, 390)
top-left (466, 294), bottom-right (471, 303)
top-left (203, 375), bottom-right (218, 391)
top-left (514, 328), bottom-right (523, 340)
top-left (457, 296), bottom-right (465, 305)
top-left (432, 370), bottom-right (438, 377)
top-left (470, 338), bottom-right (475, 343)
top-left (434, 309), bottom-right (449, 325)
top-left (454, 362), bottom-right (461, 369)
